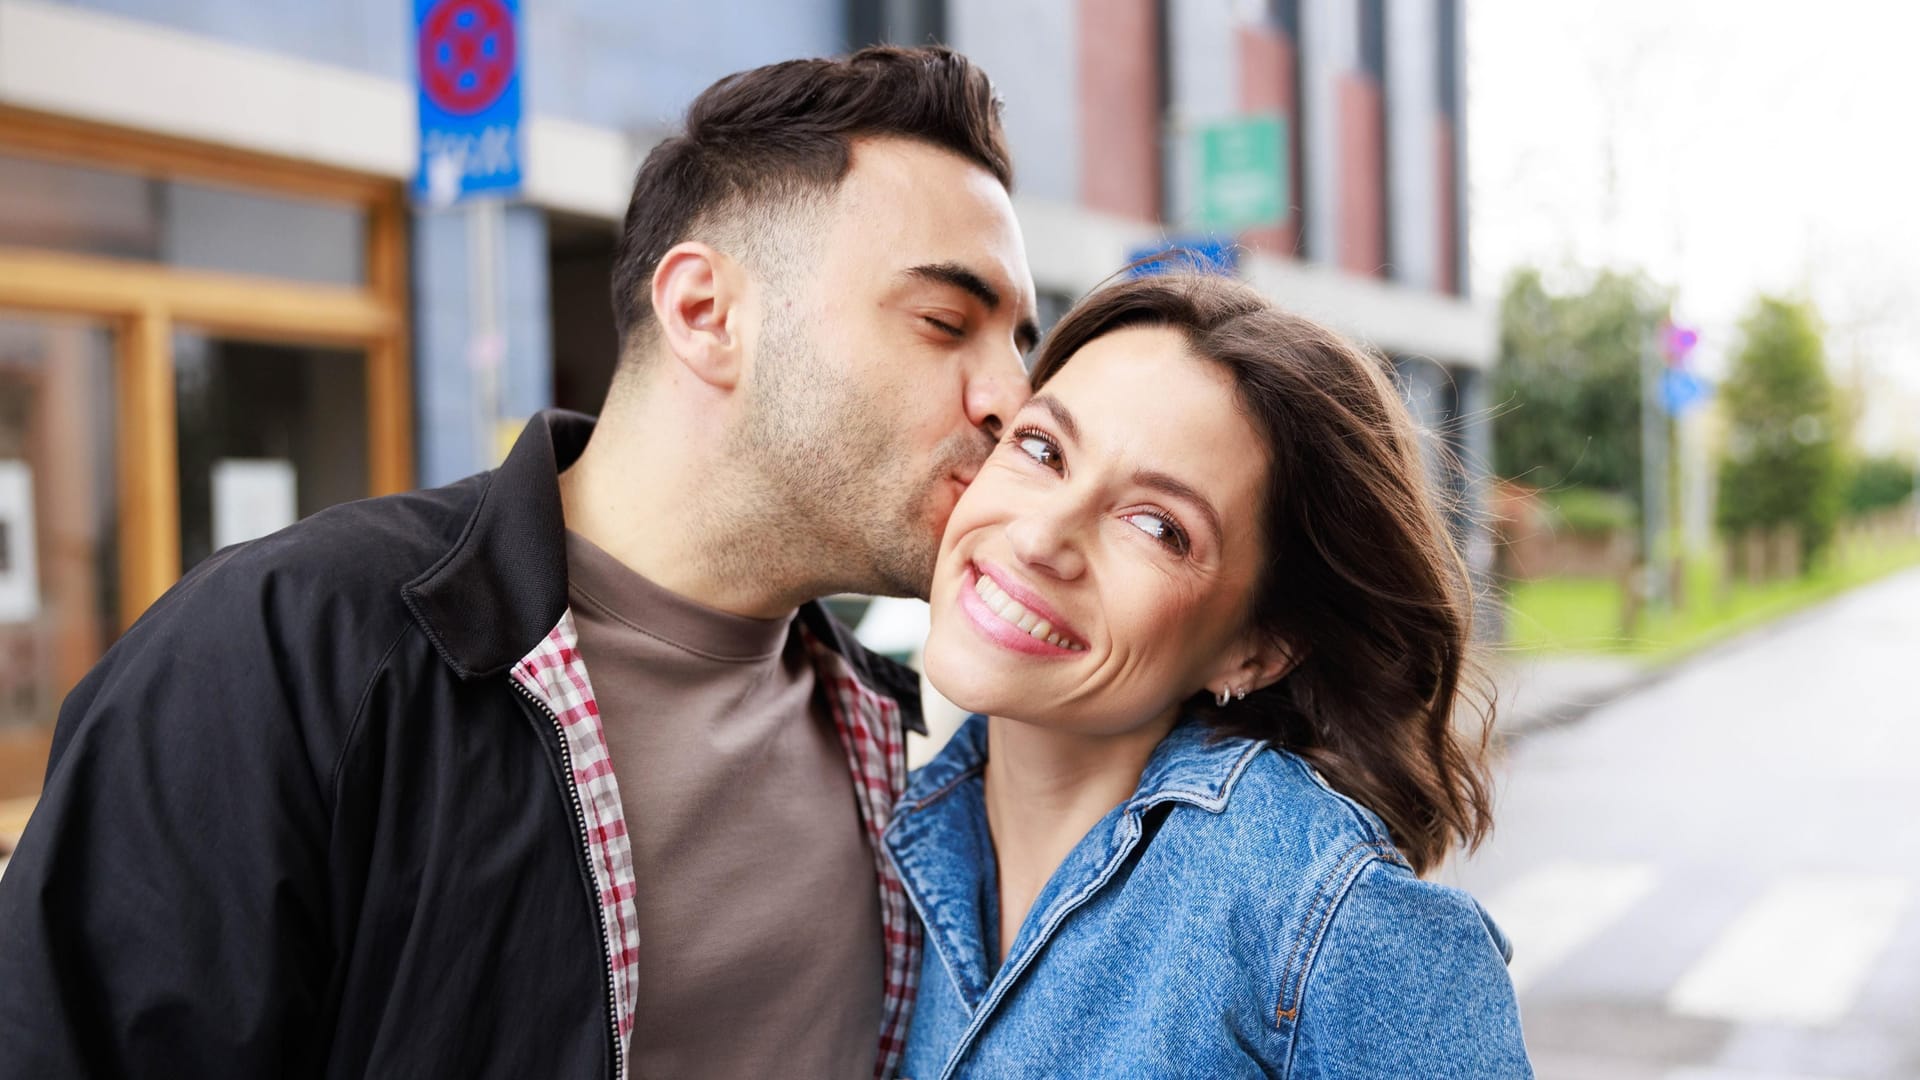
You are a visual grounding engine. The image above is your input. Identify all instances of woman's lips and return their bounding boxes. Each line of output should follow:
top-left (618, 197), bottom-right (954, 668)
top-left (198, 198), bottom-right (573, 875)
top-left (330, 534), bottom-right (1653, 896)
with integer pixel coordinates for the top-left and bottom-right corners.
top-left (957, 563), bottom-right (1086, 657)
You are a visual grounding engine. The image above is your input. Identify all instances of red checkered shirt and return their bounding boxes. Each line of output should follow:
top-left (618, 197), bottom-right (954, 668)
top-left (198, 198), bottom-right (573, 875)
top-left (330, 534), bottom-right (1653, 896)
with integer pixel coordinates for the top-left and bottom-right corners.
top-left (511, 610), bottom-right (921, 1080)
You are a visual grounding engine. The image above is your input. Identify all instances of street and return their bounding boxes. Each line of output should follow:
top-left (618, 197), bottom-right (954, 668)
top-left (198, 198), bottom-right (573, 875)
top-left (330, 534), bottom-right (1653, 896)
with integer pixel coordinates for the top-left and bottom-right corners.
top-left (1446, 567), bottom-right (1920, 1079)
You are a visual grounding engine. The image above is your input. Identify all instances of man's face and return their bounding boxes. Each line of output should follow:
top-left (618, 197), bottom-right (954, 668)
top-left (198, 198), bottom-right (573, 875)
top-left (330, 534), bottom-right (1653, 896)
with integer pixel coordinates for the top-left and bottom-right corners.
top-left (737, 136), bottom-right (1038, 600)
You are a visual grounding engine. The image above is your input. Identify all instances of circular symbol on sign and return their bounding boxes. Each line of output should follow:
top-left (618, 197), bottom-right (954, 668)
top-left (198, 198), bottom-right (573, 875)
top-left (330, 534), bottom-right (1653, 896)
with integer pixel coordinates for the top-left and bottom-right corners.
top-left (419, 0), bottom-right (516, 117)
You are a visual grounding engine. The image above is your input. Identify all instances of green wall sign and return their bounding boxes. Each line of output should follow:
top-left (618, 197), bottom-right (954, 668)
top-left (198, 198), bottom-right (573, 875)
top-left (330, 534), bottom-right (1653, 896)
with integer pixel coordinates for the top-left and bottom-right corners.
top-left (1198, 115), bottom-right (1288, 231)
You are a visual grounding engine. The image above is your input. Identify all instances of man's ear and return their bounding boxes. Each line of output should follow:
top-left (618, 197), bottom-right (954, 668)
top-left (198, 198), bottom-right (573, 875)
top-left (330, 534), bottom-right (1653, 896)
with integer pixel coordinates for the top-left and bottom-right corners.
top-left (649, 241), bottom-right (744, 391)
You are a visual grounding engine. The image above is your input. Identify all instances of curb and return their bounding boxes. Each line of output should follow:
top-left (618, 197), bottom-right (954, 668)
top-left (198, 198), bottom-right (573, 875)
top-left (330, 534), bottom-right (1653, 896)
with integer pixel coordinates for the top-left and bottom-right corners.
top-left (1498, 566), bottom-right (1917, 739)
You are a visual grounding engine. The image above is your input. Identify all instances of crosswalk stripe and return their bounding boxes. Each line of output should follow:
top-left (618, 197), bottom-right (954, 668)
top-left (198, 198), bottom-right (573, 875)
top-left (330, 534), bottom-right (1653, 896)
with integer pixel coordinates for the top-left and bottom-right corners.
top-left (1665, 1069), bottom-right (1849, 1080)
top-left (1667, 875), bottom-right (1909, 1026)
top-left (1481, 861), bottom-right (1658, 991)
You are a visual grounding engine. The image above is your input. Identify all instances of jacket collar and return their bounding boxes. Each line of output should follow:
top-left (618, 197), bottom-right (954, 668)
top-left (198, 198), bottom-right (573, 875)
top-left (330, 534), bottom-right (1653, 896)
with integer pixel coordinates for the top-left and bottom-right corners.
top-left (403, 410), bottom-right (924, 732)
top-left (904, 711), bottom-right (1263, 814)
top-left (404, 410), bottom-right (586, 681)
top-left (1126, 715), bottom-right (1266, 813)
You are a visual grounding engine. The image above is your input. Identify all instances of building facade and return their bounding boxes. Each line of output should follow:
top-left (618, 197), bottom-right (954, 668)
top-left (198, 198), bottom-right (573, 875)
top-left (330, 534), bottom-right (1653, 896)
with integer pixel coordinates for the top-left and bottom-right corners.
top-left (0, 0), bottom-right (1491, 791)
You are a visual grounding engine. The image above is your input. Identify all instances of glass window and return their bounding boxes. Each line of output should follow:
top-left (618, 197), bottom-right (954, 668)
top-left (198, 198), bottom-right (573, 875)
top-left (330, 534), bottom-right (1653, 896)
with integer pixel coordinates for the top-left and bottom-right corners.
top-left (0, 153), bottom-right (160, 261)
top-left (173, 331), bottom-right (368, 571)
top-left (160, 180), bottom-right (367, 287)
top-left (0, 152), bottom-right (367, 286)
top-left (847, 0), bottom-right (946, 48)
top-left (0, 313), bottom-right (118, 744)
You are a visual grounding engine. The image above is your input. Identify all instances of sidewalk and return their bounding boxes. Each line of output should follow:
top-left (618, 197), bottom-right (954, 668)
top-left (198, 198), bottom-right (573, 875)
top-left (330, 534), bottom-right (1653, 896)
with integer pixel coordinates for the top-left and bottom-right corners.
top-left (1490, 653), bottom-right (1651, 735)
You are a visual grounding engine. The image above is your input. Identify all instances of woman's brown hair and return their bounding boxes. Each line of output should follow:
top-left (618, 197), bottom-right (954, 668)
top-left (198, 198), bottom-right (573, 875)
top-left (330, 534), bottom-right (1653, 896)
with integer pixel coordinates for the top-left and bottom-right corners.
top-left (1030, 273), bottom-right (1495, 874)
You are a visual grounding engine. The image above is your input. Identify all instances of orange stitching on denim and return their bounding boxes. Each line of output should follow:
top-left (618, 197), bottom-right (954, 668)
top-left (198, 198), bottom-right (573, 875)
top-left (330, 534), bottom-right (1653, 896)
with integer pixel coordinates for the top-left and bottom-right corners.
top-left (900, 762), bottom-right (985, 814)
top-left (1272, 840), bottom-right (1397, 1028)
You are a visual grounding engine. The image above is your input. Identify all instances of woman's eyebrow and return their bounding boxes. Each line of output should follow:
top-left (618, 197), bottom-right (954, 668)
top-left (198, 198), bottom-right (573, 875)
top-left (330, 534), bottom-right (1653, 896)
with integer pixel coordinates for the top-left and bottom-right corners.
top-left (1027, 392), bottom-right (1081, 443)
top-left (1132, 468), bottom-right (1225, 546)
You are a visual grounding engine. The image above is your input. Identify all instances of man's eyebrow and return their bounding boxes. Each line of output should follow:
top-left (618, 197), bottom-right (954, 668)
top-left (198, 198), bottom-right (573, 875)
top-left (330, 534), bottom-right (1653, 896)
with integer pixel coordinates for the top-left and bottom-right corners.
top-left (907, 262), bottom-right (1041, 353)
top-left (1134, 469), bottom-right (1225, 546)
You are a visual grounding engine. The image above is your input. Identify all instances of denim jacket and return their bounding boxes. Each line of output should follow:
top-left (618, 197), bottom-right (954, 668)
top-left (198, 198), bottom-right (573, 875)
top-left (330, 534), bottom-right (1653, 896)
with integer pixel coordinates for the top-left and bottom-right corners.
top-left (884, 715), bottom-right (1533, 1079)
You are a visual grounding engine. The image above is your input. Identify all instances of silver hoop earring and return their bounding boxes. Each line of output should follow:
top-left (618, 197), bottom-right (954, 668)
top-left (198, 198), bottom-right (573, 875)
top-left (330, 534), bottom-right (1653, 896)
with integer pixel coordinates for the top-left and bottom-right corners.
top-left (1215, 687), bottom-right (1231, 708)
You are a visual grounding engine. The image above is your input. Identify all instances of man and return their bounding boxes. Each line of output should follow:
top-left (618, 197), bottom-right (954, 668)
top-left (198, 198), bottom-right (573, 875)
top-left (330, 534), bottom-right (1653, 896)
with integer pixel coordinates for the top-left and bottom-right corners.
top-left (0, 46), bottom-right (1037, 1079)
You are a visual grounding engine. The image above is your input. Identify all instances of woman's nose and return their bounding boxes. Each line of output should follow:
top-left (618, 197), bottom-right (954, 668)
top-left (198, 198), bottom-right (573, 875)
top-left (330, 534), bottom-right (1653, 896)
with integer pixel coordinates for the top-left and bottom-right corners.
top-left (1004, 507), bottom-right (1086, 581)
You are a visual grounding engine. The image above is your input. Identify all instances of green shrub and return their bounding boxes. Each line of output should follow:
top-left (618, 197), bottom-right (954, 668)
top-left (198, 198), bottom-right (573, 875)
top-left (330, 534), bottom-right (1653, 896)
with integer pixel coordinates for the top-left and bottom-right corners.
top-left (1543, 487), bottom-right (1636, 536)
top-left (1847, 456), bottom-right (1916, 516)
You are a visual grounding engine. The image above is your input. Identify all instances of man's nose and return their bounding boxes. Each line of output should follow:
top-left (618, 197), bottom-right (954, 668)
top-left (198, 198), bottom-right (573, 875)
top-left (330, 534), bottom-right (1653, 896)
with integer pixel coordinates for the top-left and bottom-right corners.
top-left (964, 350), bottom-right (1030, 440)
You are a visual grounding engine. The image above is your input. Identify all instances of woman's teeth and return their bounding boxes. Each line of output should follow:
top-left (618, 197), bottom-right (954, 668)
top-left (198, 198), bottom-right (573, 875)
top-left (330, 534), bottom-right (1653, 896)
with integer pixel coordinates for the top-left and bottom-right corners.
top-left (973, 574), bottom-right (1085, 651)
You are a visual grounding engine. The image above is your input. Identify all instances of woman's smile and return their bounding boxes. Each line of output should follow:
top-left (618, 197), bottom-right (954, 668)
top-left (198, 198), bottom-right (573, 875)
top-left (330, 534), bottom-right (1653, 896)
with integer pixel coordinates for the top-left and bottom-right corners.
top-left (957, 561), bottom-right (1087, 655)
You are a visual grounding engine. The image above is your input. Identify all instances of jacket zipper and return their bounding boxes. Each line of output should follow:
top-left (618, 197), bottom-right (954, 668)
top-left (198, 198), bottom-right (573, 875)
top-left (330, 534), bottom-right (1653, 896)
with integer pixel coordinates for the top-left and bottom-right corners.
top-left (514, 679), bottom-right (625, 1080)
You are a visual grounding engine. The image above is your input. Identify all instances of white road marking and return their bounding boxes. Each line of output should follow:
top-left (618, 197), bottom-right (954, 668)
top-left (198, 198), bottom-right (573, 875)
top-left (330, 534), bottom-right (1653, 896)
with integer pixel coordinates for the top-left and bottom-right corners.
top-left (1481, 861), bottom-right (1658, 991)
top-left (1667, 875), bottom-right (1909, 1026)
top-left (1674, 1060), bottom-right (1850, 1068)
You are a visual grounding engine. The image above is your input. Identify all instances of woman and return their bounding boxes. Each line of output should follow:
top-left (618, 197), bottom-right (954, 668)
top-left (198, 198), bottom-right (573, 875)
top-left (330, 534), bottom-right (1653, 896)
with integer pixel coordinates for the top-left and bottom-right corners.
top-left (887, 274), bottom-right (1532, 1078)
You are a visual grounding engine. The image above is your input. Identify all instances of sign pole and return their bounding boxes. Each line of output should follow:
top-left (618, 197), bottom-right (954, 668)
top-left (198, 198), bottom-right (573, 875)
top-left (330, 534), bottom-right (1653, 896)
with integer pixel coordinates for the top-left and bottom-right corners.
top-left (1640, 329), bottom-right (1669, 610)
top-left (468, 197), bottom-right (506, 466)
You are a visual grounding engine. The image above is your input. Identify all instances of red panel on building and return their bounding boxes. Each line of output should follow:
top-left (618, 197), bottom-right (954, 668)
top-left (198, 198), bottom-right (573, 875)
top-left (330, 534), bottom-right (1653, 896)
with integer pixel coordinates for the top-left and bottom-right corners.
top-left (1336, 72), bottom-right (1386, 277)
top-left (1078, 0), bottom-right (1161, 222)
top-left (1436, 114), bottom-right (1458, 295)
top-left (1236, 23), bottom-right (1299, 256)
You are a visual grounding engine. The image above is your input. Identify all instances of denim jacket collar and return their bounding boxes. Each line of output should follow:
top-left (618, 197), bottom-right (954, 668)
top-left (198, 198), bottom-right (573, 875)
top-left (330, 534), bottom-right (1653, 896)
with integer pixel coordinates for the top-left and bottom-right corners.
top-left (887, 714), bottom-right (1267, 1021)
top-left (900, 712), bottom-right (1266, 816)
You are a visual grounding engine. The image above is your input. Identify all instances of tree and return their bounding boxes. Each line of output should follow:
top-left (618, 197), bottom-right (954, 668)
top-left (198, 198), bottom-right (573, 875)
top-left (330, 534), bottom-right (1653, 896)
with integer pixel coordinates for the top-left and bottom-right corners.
top-left (1715, 296), bottom-right (1845, 568)
top-left (1492, 268), bottom-right (1671, 502)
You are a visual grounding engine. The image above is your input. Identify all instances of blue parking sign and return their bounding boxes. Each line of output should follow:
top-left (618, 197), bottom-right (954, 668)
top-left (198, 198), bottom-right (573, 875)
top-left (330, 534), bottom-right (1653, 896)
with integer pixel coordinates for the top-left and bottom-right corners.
top-left (1127, 237), bottom-right (1240, 278)
top-left (415, 0), bottom-right (523, 205)
top-left (1661, 368), bottom-right (1711, 417)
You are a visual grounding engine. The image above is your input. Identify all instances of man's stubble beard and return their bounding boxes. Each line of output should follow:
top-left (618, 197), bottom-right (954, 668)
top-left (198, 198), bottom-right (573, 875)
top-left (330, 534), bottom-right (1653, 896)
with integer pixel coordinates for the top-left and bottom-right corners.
top-left (727, 308), bottom-right (987, 602)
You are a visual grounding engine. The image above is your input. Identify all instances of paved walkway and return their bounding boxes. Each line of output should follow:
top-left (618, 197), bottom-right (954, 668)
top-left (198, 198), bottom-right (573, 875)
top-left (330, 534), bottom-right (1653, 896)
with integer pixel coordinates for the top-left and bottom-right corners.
top-left (1492, 652), bottom-right (1650, 733)
top-left (1447, 566), bottom-right (1920, 1079)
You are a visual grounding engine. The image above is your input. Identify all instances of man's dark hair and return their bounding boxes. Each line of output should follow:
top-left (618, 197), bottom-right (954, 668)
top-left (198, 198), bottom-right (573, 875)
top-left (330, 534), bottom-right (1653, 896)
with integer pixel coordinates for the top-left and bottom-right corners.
top-left (611, 45), bottom-right (1013, 348)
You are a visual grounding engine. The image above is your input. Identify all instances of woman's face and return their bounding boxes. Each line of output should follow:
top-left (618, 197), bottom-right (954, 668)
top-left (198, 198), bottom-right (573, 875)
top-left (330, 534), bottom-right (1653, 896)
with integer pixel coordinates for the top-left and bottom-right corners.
top-left (923, 325), bottom-right (1278, 736)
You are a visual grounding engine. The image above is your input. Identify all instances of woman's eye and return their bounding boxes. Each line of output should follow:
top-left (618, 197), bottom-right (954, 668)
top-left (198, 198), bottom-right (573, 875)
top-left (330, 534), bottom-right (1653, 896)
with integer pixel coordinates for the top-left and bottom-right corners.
top-left (1014, 432), bottom-right (1062, 472)
top-left (923, 316), bottom-right (964, 338)
top-left (1125, 511), bottom-right (1190, 555)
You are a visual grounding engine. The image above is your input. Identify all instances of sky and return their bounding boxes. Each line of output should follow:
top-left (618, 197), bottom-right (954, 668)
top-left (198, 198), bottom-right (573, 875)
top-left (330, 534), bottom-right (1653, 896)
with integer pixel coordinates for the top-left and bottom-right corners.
top-left (1466, 0), bottom-right (1920, 453)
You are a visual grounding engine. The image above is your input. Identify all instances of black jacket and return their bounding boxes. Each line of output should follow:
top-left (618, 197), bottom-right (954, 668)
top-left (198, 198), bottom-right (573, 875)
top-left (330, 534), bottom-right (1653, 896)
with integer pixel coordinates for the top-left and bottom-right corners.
top-left (0, 411), bottom-right (921, 1078)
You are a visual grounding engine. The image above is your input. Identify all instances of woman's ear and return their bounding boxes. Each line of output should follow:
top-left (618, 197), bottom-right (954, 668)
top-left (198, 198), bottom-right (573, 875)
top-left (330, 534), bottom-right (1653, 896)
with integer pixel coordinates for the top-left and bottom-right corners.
top-left (649, 241), bottom-right (744, 391)
top-left (1206, 632), bottom-right (1299, 699)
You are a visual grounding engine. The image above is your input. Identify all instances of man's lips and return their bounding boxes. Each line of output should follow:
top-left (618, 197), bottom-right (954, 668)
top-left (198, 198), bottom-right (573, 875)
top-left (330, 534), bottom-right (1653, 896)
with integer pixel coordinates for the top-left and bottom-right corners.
top-left (958, 561), bottom-right (1086, 654)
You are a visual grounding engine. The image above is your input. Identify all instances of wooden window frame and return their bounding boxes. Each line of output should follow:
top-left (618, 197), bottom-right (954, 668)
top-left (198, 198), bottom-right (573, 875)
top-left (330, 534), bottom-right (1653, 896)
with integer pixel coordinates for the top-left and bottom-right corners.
top-left (0, 105), bottom-right (413, 630)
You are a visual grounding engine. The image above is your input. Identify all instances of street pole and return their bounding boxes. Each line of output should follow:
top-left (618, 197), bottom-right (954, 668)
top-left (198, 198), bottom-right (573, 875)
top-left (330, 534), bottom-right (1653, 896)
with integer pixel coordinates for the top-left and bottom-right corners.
top-left (467, 196), bottom-right (507, 469)
top-left (1640, 328), bottom-right (1669, 610)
